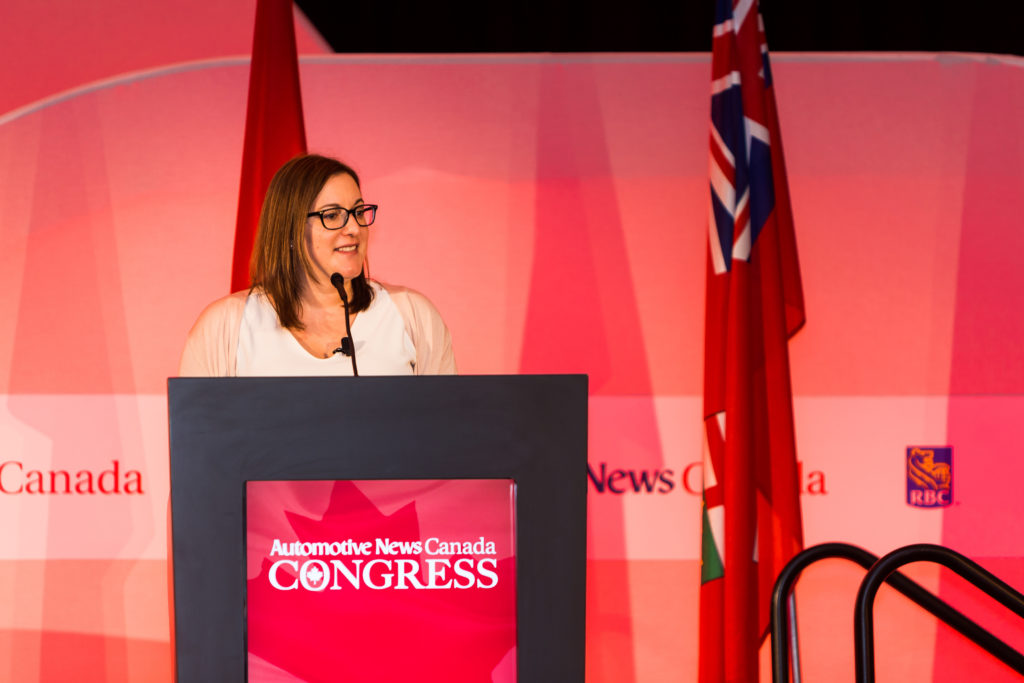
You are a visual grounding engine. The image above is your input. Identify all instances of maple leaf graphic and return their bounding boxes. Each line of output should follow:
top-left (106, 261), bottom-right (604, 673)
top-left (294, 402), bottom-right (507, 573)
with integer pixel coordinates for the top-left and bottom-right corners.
top-left (303, 564), bottom-right (324, 587)
top-left (247, 480), bottom-right (517, 683)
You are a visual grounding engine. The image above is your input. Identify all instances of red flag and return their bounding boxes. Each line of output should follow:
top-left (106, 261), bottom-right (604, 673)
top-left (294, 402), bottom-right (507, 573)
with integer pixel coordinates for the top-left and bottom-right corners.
top-left (231, 0), bottom-right (308, 292)
top-left (700, 1), bottom-right (805, 681)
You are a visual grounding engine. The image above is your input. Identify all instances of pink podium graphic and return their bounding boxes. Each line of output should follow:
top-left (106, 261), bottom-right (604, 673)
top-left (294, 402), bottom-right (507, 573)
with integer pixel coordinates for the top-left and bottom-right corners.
top-left (246, 479), bottom-right (517, 682)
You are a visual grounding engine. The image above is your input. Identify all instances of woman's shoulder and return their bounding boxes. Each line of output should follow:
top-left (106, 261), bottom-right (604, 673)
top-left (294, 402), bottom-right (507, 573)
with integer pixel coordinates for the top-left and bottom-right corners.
top-left (193, 290), bottom-right (251, 324)
top-left (375, 280), bottom-right (456, 375)
top-left (179, 290), bottom-right (252, 377)
top-left (377, 281), bottom-right (438, 314)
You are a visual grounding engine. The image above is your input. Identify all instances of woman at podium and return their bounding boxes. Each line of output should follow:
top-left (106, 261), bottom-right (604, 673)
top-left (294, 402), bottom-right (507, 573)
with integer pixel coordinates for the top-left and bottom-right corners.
top-left (179, 154), bottom-right (456, 377)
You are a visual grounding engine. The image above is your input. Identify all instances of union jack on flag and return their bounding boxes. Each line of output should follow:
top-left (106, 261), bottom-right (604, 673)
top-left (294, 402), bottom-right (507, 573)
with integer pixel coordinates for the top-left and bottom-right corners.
top-left (700, 0), bottom-right (806, 681)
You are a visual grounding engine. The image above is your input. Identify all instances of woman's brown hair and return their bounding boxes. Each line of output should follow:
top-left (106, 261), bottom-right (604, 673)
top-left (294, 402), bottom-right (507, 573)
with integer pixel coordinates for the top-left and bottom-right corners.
top-left (249, 154), bottom-right (374, 329)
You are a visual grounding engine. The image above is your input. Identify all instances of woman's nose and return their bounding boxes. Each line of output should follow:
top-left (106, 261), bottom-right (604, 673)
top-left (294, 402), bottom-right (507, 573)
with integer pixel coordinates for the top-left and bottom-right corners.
top-left (341, 216), bottom-right (360, 235)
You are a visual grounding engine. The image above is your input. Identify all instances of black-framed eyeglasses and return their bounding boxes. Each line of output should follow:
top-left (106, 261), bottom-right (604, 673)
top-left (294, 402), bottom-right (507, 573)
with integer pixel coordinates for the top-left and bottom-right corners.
top-left (306, 205), bottom-right (378, 230)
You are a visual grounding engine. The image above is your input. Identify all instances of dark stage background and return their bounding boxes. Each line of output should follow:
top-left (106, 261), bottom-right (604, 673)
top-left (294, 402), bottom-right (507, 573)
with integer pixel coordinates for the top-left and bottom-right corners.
top-left (296, 0), bottom-right (1024, 56)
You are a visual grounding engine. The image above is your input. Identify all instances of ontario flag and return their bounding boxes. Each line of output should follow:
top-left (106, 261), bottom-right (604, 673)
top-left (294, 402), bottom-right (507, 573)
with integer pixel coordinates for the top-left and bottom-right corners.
top-left (231, 0), bottom-right (308, 292)
top-left (700, 0), bottom-right (805, 681)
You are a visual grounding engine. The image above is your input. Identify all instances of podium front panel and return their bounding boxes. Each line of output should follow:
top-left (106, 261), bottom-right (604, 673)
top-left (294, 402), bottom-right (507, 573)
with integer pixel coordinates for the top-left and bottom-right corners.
top-left (168, 375), bottom-right (586, 682)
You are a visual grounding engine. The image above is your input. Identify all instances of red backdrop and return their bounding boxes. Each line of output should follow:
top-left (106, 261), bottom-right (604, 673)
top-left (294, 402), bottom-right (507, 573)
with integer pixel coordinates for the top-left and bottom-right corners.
top-left (2, 6), bottom-right (1024, 679)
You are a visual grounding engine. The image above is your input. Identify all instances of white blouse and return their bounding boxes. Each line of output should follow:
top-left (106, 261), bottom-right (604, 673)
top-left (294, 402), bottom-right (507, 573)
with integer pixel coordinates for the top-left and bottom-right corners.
top-left (235, 282), bottom-right (416, 376)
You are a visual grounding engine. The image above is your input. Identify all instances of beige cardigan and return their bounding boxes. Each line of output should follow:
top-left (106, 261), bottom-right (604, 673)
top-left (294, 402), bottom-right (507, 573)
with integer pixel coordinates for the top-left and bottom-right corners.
top-left (178, 283), bottom-right (456, 376)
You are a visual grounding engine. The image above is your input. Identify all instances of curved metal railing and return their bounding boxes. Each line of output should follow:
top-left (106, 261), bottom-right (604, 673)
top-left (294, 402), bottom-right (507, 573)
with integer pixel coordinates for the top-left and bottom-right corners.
top-left (771, 542), bottom-right (1024, 683)
top-left (855, 543), bottom-right (1024, 683)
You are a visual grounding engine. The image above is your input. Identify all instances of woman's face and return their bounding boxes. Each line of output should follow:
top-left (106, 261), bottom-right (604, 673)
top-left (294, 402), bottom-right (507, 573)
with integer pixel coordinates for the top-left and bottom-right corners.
top-left (304, 172), bottom-right (368, 286)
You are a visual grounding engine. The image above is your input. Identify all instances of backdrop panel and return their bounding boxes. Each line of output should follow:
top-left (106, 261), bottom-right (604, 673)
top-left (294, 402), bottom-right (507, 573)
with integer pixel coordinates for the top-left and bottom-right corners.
top-left (3, 51), bottom-right (1024, 681)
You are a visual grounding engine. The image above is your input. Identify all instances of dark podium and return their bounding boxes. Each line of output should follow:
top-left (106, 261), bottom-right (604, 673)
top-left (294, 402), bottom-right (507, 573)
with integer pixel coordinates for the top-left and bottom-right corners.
top-left (168, 375), bottom-right (587, 682)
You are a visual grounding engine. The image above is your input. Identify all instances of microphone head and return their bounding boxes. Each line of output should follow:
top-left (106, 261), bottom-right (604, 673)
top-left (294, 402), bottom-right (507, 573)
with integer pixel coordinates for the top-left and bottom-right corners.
top-left (330, 272), bottom-right (348, 302)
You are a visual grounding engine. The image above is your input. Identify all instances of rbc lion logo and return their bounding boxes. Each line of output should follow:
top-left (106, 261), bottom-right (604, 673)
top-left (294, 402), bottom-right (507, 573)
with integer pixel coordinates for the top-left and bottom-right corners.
top-left (906, 447), bottom-right (953, 508)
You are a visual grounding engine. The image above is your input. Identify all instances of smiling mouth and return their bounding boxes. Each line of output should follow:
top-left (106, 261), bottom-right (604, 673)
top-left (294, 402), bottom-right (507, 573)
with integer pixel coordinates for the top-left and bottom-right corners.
top-left (335, 245), bottom-right (358, 253)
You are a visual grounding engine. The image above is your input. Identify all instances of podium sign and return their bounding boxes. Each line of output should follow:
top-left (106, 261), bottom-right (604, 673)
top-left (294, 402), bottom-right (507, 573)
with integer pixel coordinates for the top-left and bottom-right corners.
top-left (169, 375), bottom-right (586, 682)
top-left (246, 478), bottom-right (518, 681)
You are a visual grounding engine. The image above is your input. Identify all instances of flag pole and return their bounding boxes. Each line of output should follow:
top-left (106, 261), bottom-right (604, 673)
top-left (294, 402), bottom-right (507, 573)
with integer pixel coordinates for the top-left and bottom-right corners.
top-left (788, 592), bottom-right (802, 683)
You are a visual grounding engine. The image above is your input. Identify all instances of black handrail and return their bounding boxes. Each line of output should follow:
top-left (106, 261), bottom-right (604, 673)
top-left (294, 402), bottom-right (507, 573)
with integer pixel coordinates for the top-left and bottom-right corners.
top-left (772, 542), bottom-right (1024, 683)
top-left (855, 543), bottom-right (1024, 683)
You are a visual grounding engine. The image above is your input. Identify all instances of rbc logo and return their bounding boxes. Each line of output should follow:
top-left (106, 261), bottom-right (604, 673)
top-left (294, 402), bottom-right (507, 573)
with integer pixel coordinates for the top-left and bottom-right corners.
top-left (906, 447), bottom-right (953, 508)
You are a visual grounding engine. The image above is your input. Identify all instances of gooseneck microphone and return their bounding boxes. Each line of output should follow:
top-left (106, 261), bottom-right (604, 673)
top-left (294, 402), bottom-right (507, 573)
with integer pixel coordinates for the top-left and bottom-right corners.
top-left (329, 273), bottom-right (359, 376)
